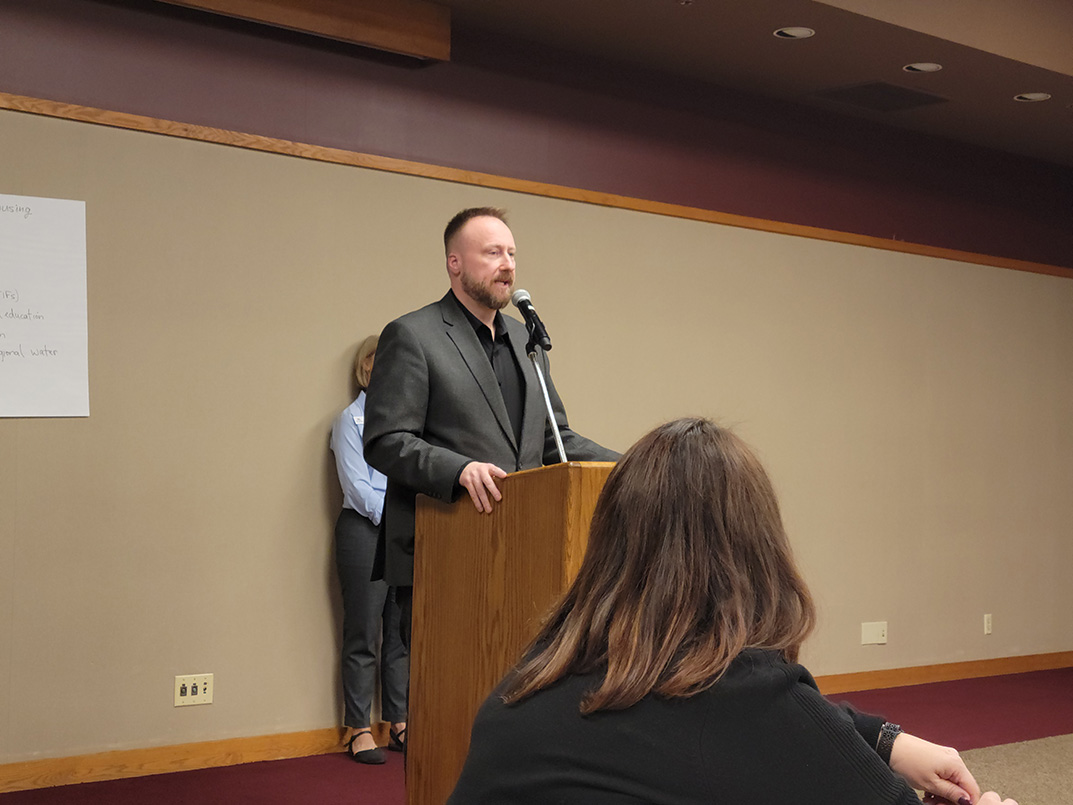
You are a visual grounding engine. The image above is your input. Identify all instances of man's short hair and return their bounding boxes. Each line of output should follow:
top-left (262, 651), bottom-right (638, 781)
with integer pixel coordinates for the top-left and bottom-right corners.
top-left (444, 207), bottom-right (509, 255)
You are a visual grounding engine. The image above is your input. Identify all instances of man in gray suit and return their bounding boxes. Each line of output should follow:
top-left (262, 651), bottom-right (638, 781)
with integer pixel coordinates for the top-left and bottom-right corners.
top-left (363, 207), bottom-right (618, 645)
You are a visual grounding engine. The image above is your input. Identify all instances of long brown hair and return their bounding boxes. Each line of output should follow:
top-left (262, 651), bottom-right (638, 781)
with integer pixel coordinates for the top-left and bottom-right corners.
top-left (502, 417), bottom-right (815, 714)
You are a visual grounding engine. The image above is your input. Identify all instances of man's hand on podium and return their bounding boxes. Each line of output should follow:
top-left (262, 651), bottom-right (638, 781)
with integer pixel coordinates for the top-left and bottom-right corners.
top-left (459, 461), bottom-right (508, 513)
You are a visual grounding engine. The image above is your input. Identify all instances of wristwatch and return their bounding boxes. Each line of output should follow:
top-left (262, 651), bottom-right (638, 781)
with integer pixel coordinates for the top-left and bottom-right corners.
top-left (877, 721), bottom-right (902, 763)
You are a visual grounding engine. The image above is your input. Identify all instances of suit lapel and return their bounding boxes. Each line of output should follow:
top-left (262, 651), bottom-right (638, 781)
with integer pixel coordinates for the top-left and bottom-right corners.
top-left (439, 294), bottom-right (519, 453)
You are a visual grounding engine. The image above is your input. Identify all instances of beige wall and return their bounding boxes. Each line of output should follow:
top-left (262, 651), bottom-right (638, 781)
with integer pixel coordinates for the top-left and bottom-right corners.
top-left (1, 108), bottom-right (1071, 763)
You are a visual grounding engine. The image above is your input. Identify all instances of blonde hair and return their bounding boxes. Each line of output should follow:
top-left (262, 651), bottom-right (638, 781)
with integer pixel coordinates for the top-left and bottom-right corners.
top-left (353, 335), bottom-right (378, 390)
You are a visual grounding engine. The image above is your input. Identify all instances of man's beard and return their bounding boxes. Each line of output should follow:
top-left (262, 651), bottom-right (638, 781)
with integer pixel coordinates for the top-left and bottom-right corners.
top-left (462, 269), bottom-right (512, 310)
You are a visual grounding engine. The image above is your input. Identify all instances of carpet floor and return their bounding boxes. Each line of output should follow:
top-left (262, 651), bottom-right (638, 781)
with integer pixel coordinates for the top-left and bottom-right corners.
top-left (838, 667), bottom-right (1073, 805)
top-left (0, 751), bottom-right (405, 804)
top-left (960, 734), bottom-right (1072, 805)
top-left (4, 668), bottom-right (1070, 803)
top-left (835, 668), bottom-right (1073, 751)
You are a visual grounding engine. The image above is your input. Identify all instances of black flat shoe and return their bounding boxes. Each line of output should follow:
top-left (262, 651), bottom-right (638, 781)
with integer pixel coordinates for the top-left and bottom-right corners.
top-left (388, 726), bottom-right (407, 753)
top-left (345, 732), bottom-right (385, 765)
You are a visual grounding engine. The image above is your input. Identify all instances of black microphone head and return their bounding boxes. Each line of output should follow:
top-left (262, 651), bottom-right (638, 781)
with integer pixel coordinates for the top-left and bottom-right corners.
top-left (511, 289), bottom-right (531, 307)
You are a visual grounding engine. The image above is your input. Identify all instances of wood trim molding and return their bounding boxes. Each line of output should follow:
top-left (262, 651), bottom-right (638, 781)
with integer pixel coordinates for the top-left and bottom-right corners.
top-left (0, 723), bottom-right (396, 794)
top-left (2, 91), bottom-right (1070, 282)
top-left (816, 650), bottom-right (1073, 695)
top-left (153, 0), bottom-right (451, 61)
top-left (0, 727), bottom-right (342, 794)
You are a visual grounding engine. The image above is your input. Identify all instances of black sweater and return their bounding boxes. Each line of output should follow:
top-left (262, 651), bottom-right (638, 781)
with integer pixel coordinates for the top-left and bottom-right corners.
top-left (448, 648), bottom-right (920, 804)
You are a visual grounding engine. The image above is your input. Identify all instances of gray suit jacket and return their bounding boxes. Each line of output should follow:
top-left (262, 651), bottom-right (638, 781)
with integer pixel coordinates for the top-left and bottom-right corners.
top-left (363, 292), bottom-right (618, 586)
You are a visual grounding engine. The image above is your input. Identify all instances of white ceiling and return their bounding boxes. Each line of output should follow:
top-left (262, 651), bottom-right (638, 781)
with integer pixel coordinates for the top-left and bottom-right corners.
top-left (439, 0), bottom-right (1073, 168)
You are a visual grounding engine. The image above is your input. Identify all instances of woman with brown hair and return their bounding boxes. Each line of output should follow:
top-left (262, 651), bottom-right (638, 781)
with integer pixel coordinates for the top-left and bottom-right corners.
top-left (449, 418), bottom-right (1015, 805)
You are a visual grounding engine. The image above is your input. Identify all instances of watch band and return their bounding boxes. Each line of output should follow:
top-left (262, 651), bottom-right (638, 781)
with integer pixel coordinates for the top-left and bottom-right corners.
top-left (876, 721), bottom-right (902, 763)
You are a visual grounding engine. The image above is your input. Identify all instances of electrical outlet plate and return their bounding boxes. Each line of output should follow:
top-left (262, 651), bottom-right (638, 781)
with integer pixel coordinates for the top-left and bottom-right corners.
top-left (984, 613), bottom-right (992, 635)
top-left (174, 673), bottom-right (213, 707)
top-left (861, 621), bottom-right (888, 645)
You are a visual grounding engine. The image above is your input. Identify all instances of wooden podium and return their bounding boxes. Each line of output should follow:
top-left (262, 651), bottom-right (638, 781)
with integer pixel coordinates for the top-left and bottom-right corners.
top-left (406, 461), bottom-right (615, 805)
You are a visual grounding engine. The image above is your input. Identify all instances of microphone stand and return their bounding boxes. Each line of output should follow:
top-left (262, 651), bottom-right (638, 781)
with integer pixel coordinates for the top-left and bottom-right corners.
top-left (525, 331), bottom-right (568, 464)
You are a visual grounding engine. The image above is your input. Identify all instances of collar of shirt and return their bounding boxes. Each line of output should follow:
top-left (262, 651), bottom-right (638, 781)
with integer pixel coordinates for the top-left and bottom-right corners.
top-left (449, 289), bottom-right (508, 359)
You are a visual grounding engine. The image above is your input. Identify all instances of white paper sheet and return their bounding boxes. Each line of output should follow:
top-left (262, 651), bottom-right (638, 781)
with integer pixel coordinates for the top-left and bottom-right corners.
top-left (0, 193), bottom-right (89, 417)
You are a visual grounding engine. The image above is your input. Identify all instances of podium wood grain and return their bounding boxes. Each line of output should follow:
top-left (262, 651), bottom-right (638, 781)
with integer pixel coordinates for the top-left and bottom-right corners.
top-left (408, 462), bottom-right (615, 805)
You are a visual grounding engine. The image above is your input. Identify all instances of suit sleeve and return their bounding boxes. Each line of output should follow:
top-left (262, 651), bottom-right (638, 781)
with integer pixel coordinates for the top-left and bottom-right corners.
top-left (535, 348), bottom-right (620, 465)
top-left (363, 318), bottom-right (473, 501)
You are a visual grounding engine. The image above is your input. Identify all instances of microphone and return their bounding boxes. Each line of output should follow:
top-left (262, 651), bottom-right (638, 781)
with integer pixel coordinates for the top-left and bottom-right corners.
top-left (511, 289), bottom-right (552, 352)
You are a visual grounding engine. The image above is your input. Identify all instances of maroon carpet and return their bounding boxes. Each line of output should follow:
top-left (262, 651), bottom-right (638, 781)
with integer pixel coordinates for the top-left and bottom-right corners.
top-left (1, 750), bottom-right (404, 804)
top-left (835, 667), bottom-right (1073, 751)
top-left (4, 668), bottom-right (1071, 802)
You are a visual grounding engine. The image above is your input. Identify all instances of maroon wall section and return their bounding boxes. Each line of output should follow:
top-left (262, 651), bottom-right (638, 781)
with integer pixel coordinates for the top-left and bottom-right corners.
top-left (3, 0), bottom-right (1072, 269)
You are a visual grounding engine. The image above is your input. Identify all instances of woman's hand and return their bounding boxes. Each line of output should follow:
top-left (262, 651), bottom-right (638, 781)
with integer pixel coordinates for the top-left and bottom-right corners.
top-left (923, 794), bottom-right (1018, 805)
top-left (889, 732), bottom-right (980, 805)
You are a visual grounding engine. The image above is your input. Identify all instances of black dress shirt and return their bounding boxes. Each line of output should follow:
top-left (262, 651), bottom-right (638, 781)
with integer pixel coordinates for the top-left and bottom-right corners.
top-left (451, 291), bottom-right (524, 447)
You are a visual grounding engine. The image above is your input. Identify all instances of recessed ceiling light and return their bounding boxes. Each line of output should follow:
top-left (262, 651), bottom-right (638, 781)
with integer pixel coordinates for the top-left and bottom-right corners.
top-left (903, 63), bottom-right (942, 73)
top-left (1014, 92), bottom-right (1051, 102)
top-left (773, 27), bottom-right (815, 39)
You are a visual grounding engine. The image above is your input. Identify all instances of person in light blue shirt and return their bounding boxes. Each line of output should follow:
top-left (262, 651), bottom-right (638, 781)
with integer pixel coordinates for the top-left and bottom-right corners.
top-left (330, 334), bottom-right (408, 764)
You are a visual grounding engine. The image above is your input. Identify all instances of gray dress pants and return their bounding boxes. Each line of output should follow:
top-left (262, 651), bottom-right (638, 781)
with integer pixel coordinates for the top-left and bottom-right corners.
top-left (335, 508), bottom-right (408, 728)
